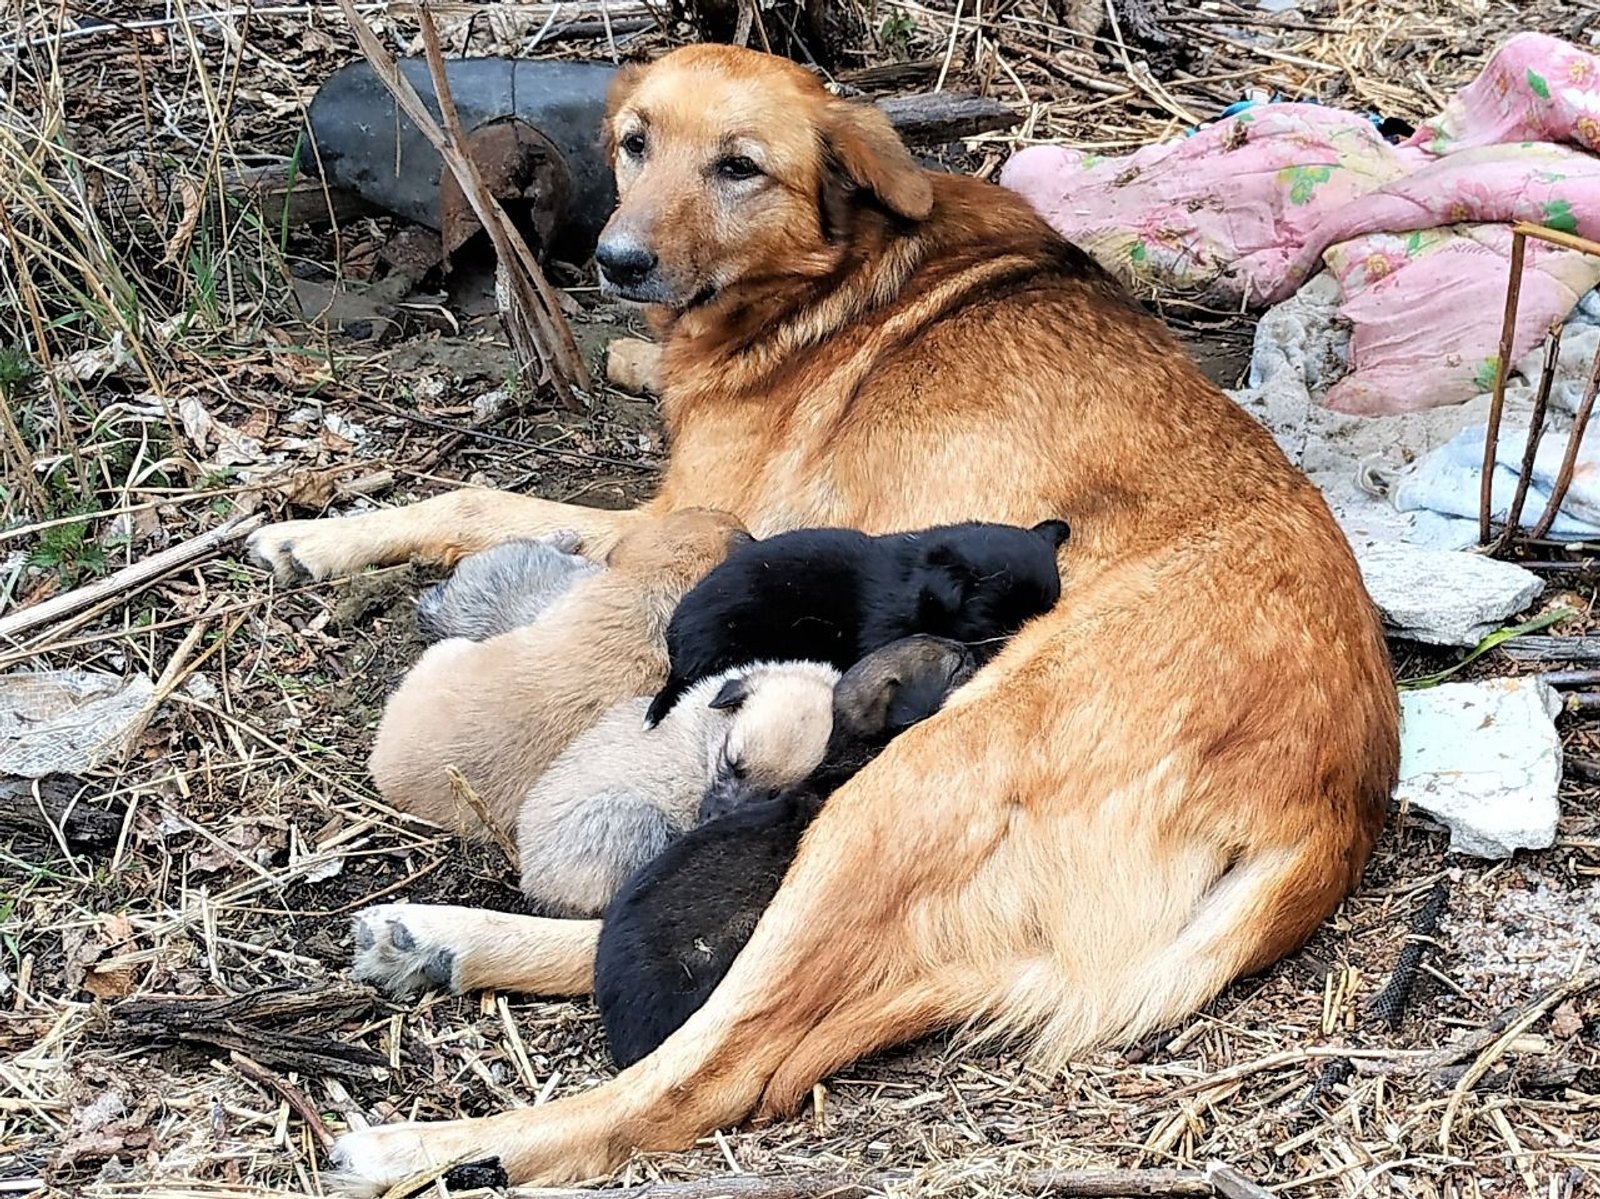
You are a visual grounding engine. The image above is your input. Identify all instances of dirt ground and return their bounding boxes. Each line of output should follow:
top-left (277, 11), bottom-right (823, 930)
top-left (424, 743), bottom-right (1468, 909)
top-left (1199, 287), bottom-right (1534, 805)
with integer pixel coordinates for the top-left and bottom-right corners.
top-left (5, 2), bottom-right (1600, 1197)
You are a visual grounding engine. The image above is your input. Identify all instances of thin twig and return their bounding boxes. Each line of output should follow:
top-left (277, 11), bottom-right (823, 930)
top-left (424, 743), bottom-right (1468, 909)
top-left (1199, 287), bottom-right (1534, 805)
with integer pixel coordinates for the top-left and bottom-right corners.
top-left (230, 1050), bottom-right (338, 1151)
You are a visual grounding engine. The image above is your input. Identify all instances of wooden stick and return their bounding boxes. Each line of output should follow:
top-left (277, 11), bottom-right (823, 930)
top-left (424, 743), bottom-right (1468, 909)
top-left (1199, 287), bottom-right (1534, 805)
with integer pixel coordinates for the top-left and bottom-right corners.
top-left (1205, 1164), bottom-right (1274, 1199)
top-left (1499, 325), bottom-right (1563, 549)
top-left (447, 764), bottom-right (518, 870)
top-left (1438, 969), bottom-right (1600, 1150)
top-left (1538, 669), bottom-right (1600, 688)
top-left (1480, 229), bottom-right (1526, 546)
top-left (875, 92), bottom-right (1019, 141)
top-left (1530, 336), bottom-right (1600, 540)
top-left (502, 1167), bottom-right (1217, 1199)
top-left (1499, 634), bottom-right (1600, 662)
top-left (1513, 220), bottom-right (1600, 258)
top-left (0, 512), bottom-right (263, 643)
top-left (230, 1050), bottom-right (338, 1151)
top-left (415, 4), bottom-right (589, 399)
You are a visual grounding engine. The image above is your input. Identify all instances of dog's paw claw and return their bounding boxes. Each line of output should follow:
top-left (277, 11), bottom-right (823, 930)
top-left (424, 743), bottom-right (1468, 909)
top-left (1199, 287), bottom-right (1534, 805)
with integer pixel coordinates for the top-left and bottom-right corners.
top-left (351, 904), bottom-right (462, 996)
top-left (244, 519), bottom-right (358, 583)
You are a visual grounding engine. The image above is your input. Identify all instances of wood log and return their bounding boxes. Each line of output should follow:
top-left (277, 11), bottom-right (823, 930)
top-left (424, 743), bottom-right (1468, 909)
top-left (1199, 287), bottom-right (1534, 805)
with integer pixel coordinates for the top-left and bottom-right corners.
top-left (0, 776), bottom-right (122, 849)
top-left (876, 92), bottom-right (1019, 143)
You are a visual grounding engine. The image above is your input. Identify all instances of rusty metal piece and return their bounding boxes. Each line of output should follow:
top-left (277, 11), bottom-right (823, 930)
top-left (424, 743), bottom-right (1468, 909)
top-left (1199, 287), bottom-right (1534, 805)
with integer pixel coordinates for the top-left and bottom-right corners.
top-left (439, 119), bottom-right (572, 262)
top-left (1480, 229), bottom-right (1526, 545)
top-left (1499, 324), bottom-right (1564, 547)
top-left (1529, 341), bottom-right (1600, 540)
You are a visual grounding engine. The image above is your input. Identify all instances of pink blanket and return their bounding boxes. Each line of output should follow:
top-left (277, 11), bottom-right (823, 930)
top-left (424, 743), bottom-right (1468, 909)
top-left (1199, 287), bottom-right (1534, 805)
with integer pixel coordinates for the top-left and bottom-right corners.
top-left (1001, 32), bottom-right (1600, 415)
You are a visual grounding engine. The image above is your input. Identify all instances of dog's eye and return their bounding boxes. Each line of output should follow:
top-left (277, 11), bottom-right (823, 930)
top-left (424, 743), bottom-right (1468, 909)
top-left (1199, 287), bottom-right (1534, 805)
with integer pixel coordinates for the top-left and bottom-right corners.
top-left (620, 130), bottom-right (647, 158)
top-left (716, 155), bottom-right (762, 181)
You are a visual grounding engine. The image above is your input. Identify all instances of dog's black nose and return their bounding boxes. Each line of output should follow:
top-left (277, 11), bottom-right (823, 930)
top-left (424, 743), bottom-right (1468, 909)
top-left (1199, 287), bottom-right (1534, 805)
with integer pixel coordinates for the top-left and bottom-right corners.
top-left (595, 240), bottom-right (658, 287)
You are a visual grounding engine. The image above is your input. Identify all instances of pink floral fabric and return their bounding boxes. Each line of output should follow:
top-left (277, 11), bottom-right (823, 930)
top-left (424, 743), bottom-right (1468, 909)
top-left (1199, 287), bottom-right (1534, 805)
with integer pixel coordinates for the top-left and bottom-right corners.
top-left (1000, 32), bottom-right (1600, 415)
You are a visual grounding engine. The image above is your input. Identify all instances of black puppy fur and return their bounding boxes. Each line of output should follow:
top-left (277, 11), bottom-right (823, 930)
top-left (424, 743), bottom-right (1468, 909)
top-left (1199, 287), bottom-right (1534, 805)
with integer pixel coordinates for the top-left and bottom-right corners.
top-left (642, 519), bottom-right (1069, 727)
top-left (595, 636), bottom-right (979, 1069)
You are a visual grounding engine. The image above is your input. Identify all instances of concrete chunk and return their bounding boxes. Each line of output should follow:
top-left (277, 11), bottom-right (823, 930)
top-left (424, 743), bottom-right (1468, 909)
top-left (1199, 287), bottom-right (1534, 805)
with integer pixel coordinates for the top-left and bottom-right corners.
top-left (1354, 540), bottom-right (1543, 646)
top-left (1397, 677), bottom-right (1562, 859)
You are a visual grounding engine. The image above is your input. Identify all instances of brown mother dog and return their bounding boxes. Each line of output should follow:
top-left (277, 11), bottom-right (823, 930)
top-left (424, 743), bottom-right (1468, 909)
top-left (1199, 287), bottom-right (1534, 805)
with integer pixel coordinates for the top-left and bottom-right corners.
top-left (248, 45), bottom-right (1398, 1190)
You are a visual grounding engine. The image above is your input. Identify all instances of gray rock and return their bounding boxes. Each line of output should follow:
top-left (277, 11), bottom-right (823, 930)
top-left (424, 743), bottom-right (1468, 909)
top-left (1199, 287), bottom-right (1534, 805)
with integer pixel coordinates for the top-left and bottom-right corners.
top-left (1397, 678), bottom-right (1562, 859)
top-left (1352, 540), bottom-right (1543, 647)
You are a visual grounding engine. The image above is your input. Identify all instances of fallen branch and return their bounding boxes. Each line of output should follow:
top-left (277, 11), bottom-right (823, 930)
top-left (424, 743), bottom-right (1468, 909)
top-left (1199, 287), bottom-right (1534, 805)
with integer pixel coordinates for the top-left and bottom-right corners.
top-left (114, 983), bottom-right (387, 1081)
top-left (874, 93), bottom-right (1018, 143)
top-left (0, 776), bottom-right (123, 849)
top-left (0, 511), bottom-right (263, 642)
top-left (1499, 634), bottom-right (1600, 662)
top-left (495, 1167), bottom-right (1222, 1199)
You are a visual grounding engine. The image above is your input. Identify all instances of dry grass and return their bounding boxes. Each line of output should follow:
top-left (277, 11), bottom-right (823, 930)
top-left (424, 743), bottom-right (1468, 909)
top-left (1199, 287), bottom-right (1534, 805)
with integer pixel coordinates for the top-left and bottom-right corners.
top-left (4, 2), bottom-right (1600, 1198)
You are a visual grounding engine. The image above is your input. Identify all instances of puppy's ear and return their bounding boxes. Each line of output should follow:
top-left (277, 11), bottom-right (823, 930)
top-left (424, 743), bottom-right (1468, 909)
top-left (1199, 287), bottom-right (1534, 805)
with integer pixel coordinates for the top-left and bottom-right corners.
top-left (1032, 518), bottom-right (1071, 548)
top-left (833, 674), bottom-right (897, 743)
top-left (708, 677), bottom-right (750, 711)
top-left (602, 64), bottom-right (645, 158)
top-left (820, 99), bottom-right (934, 224)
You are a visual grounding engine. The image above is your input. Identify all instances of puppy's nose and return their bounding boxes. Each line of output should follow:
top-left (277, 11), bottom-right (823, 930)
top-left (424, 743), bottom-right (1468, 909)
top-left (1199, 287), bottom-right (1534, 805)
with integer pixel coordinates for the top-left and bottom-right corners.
top-left (595, 239), bottom-right (658, 287)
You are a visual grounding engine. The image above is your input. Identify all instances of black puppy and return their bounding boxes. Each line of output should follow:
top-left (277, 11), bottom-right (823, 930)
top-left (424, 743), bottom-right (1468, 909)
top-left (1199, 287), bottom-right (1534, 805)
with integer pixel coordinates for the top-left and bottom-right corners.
top-left (642, 519), bottom-right (1068, 727)
top-left (594, 636), bottom-right (979, 1069)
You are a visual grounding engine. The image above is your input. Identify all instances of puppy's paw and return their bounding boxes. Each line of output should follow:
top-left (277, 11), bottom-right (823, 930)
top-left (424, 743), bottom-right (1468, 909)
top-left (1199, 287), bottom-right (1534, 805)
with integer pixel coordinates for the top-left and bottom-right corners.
top-left (542, 529), bottom-right (585, 555)
top-left (245, 518), bottom-right (366, 583)
top-left (351, 903), bottom-right (461, 996)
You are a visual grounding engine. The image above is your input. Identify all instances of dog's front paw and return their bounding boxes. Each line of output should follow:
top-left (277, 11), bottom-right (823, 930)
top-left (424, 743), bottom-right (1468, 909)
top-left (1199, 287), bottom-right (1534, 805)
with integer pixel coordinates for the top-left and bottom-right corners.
top-left (329, 1121), bottom-right (465, 1195)
top-left (245, 518), bottom-right (366, 583)
top-left (351, 903), bottom-right (461, 996)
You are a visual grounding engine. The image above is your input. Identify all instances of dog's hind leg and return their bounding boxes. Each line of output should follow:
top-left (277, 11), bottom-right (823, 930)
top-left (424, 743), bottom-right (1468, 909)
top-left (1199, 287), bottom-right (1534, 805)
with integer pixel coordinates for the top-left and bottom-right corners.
top-left (327, 702), bottom-right (1031, 1191)
top-left (246, 491), bottom-right (652, 583)
top-left (352, 903), bottom-right (598, 997)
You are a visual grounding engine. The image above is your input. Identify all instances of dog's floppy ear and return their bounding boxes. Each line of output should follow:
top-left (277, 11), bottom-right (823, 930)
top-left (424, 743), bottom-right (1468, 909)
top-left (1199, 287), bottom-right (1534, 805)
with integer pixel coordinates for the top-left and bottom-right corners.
top-left (708, 676), bottom-right (750, 711)
top-left (821, 98), bottom-right (934, 223)
top-left (602, 64), bottom-right (645, 158)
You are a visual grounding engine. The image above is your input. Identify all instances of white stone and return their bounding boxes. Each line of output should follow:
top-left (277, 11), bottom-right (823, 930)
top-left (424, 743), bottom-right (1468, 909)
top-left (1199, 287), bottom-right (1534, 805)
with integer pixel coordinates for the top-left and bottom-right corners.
top-left (1352, 540), bottom-right (1543, 647)
top-left (1397, 678), bottom-right (1563, 859)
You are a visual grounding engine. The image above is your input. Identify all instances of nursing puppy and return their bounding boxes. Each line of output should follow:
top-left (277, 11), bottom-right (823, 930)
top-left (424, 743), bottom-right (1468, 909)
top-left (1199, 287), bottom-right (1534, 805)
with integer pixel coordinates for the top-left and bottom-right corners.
top-left (369, 509), bottom-right (747, 841)
top-left (414, 532), bottom-right (600, 644)
top-left (517, 660), bottom-right (839, 918)
top-left (598, 636), bottom-right (978, 1068)
top-left (644, 519), bottom-right (1068, 727)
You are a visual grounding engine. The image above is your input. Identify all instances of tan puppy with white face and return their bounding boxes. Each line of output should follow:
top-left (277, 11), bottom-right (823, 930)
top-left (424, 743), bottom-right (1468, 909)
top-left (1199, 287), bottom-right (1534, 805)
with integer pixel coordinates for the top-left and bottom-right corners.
top-left (244, 46), bottom-right (1397, 1194)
